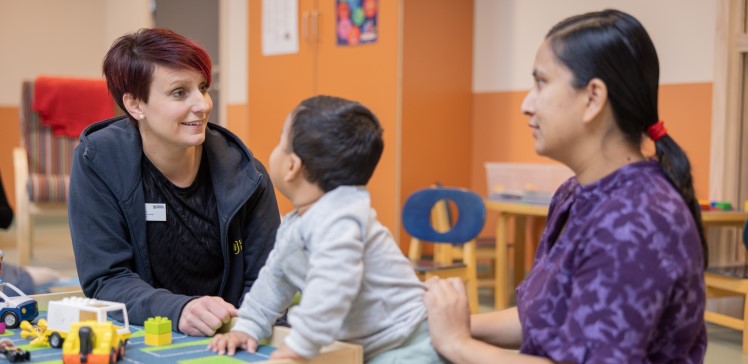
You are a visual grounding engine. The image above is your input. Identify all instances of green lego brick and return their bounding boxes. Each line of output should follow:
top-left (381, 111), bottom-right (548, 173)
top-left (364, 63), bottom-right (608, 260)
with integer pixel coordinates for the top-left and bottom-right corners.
top-left (144, 316), bottom-right (172, 335)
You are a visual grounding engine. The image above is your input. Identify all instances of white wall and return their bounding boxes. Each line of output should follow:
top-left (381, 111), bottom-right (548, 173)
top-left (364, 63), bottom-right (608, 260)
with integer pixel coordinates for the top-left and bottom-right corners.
top-left (473, 0), bottom-right (716, 92)
top-left (0, 0), bottom-right (151, 106)
top-left (221, 0), bottom-right (248, 105)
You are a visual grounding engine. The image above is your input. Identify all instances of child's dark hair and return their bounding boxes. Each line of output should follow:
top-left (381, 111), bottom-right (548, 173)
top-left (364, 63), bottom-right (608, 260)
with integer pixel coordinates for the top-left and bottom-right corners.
top-left (289, 95), bottom-right (384, 192)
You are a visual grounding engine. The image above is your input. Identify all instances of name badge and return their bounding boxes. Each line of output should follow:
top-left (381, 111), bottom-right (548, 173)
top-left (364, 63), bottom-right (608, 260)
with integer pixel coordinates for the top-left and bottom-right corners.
top-left (145, 203), bottom-right (167, 222)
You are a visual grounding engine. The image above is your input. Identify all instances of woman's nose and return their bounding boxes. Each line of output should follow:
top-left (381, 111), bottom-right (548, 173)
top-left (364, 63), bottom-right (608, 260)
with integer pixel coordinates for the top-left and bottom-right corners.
top-left (192, 91), bottom-right (212, 115)
top-left (520, 90), bottom-right (535, 116)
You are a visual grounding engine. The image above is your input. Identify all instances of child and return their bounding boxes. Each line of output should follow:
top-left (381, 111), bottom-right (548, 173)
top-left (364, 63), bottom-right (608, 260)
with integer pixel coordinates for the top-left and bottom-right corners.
top-left (208, 95), bottom-right (444, 363)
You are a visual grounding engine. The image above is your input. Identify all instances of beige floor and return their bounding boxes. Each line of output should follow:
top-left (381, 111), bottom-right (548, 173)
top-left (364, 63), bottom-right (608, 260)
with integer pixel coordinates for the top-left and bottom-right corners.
top-left (1, 216), bottom-right (747, 362)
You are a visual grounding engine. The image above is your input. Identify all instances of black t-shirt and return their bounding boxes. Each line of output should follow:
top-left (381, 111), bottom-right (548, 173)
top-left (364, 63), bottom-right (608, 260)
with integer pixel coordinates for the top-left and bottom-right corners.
top-left (141, 152), bottom-right (222, 296)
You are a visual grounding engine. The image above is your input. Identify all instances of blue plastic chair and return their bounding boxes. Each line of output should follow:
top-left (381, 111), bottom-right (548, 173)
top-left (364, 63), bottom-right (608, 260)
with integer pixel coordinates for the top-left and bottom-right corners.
top-left (403, 187), bottom-right (485, 313)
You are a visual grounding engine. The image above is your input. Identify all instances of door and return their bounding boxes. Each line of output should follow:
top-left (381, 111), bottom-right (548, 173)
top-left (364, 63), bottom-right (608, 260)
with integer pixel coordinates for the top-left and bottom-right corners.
top-left (315, 0), bottom-right (400, 232)
top-left (248, 0), bottom-right (317, 214)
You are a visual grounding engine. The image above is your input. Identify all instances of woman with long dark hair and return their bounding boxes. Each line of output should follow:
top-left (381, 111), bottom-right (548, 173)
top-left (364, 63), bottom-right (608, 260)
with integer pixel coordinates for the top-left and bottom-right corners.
top-left (424, 9), bottom-right (706, 363)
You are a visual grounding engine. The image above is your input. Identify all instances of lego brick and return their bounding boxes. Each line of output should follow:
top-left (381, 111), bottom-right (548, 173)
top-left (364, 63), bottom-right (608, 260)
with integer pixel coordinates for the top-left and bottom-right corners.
top-left (144, 332), bottom-right (172, 346)
top-left (144, 316), bottom-right (171, 335)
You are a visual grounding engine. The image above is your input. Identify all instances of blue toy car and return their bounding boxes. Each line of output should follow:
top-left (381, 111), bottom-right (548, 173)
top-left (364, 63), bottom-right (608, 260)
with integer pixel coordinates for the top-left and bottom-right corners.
top-left (0, 283), bottom-right (38, 328)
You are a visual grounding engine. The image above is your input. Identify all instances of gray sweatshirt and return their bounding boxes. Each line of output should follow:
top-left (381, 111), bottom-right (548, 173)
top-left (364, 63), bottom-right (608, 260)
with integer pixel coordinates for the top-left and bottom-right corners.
top-left (232, 186), bottom-right (427, 359)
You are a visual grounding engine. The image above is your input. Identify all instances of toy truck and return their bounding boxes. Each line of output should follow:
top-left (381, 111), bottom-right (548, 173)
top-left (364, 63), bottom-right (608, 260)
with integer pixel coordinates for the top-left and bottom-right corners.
top-left (62, 321), bottom-right (128, 364)
top-left (0, 282), bottom-right (38, 329)
top-left (44, 297), bottom-right (130, 350)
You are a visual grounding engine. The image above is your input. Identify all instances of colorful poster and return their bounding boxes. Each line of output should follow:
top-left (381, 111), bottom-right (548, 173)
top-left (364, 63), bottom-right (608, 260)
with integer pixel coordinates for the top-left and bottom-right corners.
top-left (336, 0), bottom-right (378, 46)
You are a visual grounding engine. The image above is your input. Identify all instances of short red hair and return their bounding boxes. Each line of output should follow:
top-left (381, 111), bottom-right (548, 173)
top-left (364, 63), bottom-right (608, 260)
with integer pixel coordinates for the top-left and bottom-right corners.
top-left (102, 28), bottom-right (212, 120)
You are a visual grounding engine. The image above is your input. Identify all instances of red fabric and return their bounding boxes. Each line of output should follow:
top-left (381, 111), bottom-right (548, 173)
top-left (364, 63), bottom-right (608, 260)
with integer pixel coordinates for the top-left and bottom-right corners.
top-left (32, 76), bottom-right (115, 138)
top-left (647, 120), bottom-right (667, 142)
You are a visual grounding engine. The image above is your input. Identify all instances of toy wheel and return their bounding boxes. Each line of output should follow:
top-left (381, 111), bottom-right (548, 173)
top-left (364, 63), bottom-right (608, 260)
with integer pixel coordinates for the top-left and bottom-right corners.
top-left (49, 332), bottom-right (63, 348)
top-left (1, 312), bottom-right (18, 329)
top-left (117, 341), bottom-right (124, 360)
top-left (109, 348), bottom-right (117, 363)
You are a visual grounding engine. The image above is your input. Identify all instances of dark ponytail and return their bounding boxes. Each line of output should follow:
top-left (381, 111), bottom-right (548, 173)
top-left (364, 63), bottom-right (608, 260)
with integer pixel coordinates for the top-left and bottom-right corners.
top-left (547, 9), bottom-right (707, 266)
top-left (654, 135), bottom-right (706, 266)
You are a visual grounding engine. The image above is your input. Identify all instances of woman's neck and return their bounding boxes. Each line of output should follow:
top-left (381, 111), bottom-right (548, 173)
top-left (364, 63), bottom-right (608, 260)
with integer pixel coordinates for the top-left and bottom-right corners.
top-left (143, 145), bottom-right (202, 188)
top-left (568, 128), bottom-right (644, 185)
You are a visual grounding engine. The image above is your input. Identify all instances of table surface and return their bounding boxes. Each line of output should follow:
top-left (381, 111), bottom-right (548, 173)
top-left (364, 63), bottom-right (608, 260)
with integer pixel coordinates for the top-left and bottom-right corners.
top-left (9, 311), bottom-right (276, 363)
top-left (485, 199), bottom-right (748, 222)
top-left (13, 291), bottom-right (362, 364)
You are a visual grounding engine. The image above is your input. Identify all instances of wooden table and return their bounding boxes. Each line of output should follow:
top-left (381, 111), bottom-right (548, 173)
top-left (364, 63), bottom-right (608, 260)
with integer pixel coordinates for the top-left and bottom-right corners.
top-left (484, 200), bottom-right (549, 309)
top-left (27, 291), bottom-right (363, 363)
top-left (485, 199), bottom-right (748, 310)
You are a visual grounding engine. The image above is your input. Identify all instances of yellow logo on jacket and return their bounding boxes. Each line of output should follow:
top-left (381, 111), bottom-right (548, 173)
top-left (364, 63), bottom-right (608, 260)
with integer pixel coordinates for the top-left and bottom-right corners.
top-left (232, 240), bottom-right (243, 255)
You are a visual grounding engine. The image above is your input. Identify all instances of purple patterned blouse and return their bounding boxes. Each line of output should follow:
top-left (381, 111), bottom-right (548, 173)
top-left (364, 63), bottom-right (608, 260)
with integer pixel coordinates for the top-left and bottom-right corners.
top-left (516, 160), bottom-right (706, 363)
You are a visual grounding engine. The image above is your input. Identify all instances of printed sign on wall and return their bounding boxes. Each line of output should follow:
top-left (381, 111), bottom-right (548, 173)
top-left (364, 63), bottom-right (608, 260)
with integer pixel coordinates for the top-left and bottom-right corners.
top-left (336, 0), bottom-right (378, 46)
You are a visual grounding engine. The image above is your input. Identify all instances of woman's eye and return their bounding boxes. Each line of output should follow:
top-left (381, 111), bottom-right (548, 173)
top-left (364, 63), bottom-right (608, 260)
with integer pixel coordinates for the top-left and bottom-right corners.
top-left (200, 84), bottom-right (210, 94)
top-left (172, 89), bottom-right (185, 98)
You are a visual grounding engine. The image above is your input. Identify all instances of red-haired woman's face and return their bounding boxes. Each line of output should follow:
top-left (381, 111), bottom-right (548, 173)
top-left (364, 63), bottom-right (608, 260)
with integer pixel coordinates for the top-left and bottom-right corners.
top-left (137, 65), bottom-right (212, 154)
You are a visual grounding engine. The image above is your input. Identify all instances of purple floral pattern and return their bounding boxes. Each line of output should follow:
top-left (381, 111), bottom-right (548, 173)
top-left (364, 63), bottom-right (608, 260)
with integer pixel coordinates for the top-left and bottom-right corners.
top-left (517, 161), bottom-right (706, 363)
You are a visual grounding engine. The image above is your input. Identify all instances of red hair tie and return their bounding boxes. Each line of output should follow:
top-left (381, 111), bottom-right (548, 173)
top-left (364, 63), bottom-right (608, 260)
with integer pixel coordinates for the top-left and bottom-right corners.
top-left (647, 120), bottom-right (667, 142)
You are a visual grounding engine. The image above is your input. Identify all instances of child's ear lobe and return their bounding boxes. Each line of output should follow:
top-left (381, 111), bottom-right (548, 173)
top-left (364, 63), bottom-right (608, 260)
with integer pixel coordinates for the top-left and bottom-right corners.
top-left (285, 153), bottom-right (303, 182)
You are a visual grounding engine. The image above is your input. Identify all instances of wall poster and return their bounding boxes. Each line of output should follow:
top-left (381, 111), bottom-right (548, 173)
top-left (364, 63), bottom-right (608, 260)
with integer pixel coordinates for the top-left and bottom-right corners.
top-left (336, 0), bottom-right (378, 46)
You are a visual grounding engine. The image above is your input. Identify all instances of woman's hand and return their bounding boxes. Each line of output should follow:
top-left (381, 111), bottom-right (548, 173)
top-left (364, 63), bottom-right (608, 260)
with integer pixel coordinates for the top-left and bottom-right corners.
top-left (179, 296), bottom-right (238, 336)
top-left (424, 277), bottom-right (473, 358)
top-left (208, 330), bottom-right (257, 356)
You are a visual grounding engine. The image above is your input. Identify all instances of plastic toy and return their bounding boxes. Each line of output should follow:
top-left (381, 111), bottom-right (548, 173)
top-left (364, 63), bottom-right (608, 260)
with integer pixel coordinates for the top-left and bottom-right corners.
top-left (41, 297), bottom-right (130, 349)
top-left (0, 282), bottom-right (38, 329)
top-left (62, 320), bottom-right (128, 364)
top-left (20, 319), bottom-right (49, 347)
top-left (0, 338), bottom-right (30, 362)
top-left (144, 316), bottom-right (171, 346)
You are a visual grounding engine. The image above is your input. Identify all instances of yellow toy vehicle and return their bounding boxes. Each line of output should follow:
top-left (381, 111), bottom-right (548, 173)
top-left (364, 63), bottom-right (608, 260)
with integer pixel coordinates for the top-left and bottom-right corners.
top-left (43, 297), bottom-right (130, 349)
top-left (62, 320), bottom-right (129, 364)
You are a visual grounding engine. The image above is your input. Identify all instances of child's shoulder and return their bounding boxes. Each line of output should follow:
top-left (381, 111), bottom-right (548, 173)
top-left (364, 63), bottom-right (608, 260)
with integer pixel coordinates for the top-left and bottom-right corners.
top-left (300, 186), bottom-right (372, 231)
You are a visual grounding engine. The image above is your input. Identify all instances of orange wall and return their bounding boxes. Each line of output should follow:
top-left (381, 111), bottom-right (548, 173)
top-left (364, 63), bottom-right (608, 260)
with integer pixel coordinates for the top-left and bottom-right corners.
top-left (315, 0), bottom-right (401, 236)
top-left (226, 103), bottom-right (250, 145)
top-left (0, 107), bottom-right (21, 210)
top-left (471, 82), bottom-right (713, 236)
top-left (400, 0), bottom-right (473, 247)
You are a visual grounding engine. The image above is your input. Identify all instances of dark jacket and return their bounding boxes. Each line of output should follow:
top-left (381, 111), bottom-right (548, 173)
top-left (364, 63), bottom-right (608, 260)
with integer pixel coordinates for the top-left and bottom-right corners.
top-left (68, 116), bottom-right (280, 331)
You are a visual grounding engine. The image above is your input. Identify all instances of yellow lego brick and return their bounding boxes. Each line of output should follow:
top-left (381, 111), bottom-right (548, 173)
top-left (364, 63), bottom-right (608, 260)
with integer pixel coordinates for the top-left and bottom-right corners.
top-left (145, 332), bottom-right (172, 346)
top-left (144, 316), bottom-right (172, 335)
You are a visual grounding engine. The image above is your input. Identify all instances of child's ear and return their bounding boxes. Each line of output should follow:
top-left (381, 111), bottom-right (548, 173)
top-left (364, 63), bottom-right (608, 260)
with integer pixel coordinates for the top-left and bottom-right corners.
top-left (285, 153), bottom-right (304, 182)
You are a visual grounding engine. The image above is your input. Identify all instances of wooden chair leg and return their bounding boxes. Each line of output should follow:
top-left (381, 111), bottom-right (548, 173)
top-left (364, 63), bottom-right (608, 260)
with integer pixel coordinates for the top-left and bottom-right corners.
top-left (13, 147), bottom-right (32, 266)
top-left (466, 273), bottom-right (479, 314)
top-left (495, 214), bottom-right (510, 309)
top-left (743, 293), bottom-right (748, 354)
top-left (465, 241), bottom-right (479, 314)
top-left (15, 197), bottom-right (31, 267)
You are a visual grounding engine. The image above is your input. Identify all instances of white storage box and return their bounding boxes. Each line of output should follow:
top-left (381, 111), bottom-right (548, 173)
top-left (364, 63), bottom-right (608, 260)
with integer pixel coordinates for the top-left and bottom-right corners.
top-left (485, 163), bottom-right (574, 204)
